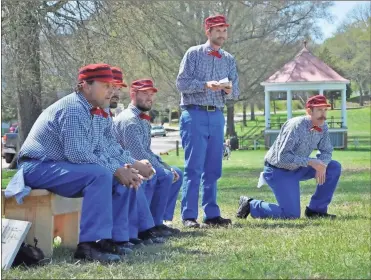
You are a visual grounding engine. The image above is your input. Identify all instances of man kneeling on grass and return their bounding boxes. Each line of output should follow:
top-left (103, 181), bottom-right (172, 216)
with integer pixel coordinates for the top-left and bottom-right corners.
top-left (237, 95), bottom-right (342, 220)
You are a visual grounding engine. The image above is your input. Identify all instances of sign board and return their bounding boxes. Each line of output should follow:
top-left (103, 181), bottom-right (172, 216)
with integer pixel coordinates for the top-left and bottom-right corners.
top-left (2, 218), bottom-right (31, 270)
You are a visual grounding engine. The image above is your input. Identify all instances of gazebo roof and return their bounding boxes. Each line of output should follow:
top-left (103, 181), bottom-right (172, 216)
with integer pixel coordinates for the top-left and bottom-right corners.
top-left (262, 44), bottom-right (350, 85)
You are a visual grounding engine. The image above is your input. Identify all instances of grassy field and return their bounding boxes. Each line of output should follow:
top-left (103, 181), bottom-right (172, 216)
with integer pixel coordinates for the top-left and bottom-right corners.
top-left (2, 107), bottom-right (370, 279)
top-left (2, 150), bottom-right (370, 279)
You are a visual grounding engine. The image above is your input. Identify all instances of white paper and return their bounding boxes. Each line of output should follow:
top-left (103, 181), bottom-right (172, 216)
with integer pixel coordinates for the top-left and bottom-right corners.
top-left (256, 172), bottom-right (267, 188)
top-left (218, 77), bottom-right (229, 84)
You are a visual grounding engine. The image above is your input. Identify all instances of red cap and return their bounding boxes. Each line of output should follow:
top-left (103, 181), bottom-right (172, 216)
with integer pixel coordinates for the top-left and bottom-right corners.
top-left (111, 66), bottom-right (127, 87)
top-left (306, 95), bottom-right (331, 108)
top-left (78, 63), bottom-right (114, 84)
top-left (205, 15), bottom-right (230, 30)
top-left (130, 79), bottom-right (158, 94)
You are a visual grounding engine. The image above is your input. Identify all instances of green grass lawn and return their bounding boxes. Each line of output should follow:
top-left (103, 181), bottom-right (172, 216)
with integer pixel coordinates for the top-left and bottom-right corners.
top-left (3, 149), bottom-right (370, 279)
top-left (2, 107), bottom-right (370, 278)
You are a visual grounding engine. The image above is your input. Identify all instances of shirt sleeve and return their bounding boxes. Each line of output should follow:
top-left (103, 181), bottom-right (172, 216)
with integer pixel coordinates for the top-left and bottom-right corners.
top-left (276, 124), bottom-right (310, 168)
top-left (225, 57), bottom-right (240, 100)
top-left (104, 117), bottom-right (136, 166)
top-left (176, 49), bottom-right (206, 94)
top-left (115, 121), bottom-right (164, 170)
top-left (59, 111), bottom-right (121, 174)
top-left (316, 127), bottom-right (333, 165)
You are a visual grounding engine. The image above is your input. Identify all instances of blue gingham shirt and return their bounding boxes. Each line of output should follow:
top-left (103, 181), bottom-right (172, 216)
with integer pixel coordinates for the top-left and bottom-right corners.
top-left (265, 116), bottom-right (333, 170)
top-left (18, 92), bottom-right (135, 174)
top-left (176, 41), bottom-right (240, 108)
top-left (114, 104), bottom-right (165, 170)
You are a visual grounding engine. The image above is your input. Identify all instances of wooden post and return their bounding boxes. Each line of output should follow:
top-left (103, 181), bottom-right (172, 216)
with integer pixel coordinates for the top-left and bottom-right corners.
top-left (176, 140), bottom-right (179, 156)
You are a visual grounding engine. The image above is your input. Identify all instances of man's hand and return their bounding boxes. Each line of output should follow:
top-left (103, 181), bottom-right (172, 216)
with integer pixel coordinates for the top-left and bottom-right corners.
top-left (114, 165), bottom-right (143, 189)
top-left (205, 81), bottom-right (221, 91)
top-left (223, 87), bottom-right (232, 95)
top-left (315, 170), bottom-right (326, 185)
top-left (171, 168), bottom-right (180, 183)
top-left (132, 160), bottom-right (155, 179)
top-left (309, 159), bottom-right (327, 185)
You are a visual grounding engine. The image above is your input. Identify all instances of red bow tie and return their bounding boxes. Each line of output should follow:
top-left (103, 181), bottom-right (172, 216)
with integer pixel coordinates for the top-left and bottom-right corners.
top-left (139, 112), bottom-right (151, 121)
top-left (208, 50), bottom-right (222, 59)
top-left (91, 107), bottom-right (109, 118)
top-left (310, 126), bottom-right (322, 132)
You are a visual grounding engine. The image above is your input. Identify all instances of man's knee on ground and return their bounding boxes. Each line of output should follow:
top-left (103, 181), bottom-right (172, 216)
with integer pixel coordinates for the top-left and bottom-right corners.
top-left (328, 160), bottom-right (342, 174)
top-left (281, 208), bottom-right (301, 219)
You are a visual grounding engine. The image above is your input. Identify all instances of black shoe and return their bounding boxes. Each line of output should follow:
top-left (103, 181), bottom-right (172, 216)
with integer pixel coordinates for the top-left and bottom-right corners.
top-left (138, 229), bottom-right (166, 244)
top-left (202, 216), bottom-right (232, 227)
top-left (115, 241), bottom-right (135, 250)
top-left (305, 207), bottom-right (336, 219)
top-left (182, 219), bottom-right (200, 228)
top-left (155, 224), bottom-right (181, 235)
top-left (129, 238), bottom-right (146, 247)
top-left (97, 239), bottom-right (133, 255)
top-left (236, 196), bottom-right (253, 219)
top-left (74, 242), bottom-right (121, 263)
top-left (153, 225), bottom-right (173, 237)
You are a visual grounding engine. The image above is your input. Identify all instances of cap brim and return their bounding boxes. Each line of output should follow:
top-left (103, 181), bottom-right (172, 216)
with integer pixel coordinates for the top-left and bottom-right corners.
top-left (89, 77), bottom-right (115, 84)
top-left (309, 103), bottom-right (331, 108)
top-left (137, 87), bottom-right (158, 93)
top-left (114, 81), bottom-right (128, 88)
top-left (208, 23), bottom-right (230, 29)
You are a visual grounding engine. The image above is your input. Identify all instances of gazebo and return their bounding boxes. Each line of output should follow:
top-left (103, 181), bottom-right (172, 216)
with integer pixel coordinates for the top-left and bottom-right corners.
top-left (260, 42), bottom-right (350, 149)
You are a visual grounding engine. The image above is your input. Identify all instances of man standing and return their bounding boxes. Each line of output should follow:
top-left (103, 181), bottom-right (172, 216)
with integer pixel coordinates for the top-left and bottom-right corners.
top-left (236, 95), bottom-right (342, 220)
top-left (114, 78), bottom-right (183, 236)
top-left (176, 15), bottom-right (239, 228)
top-left (15, 64), bottom-right (153, 262)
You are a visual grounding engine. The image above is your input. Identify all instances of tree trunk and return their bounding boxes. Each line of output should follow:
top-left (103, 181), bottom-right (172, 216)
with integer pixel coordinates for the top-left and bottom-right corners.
top-left (250, 101), bottom-right (255, 121)
top-left (168, 108), bottom-right (172, 125)
top-left (11, 2), bottom-right (42, 148)
top-left (273, 99), bottom-right (277, 114)
top-left (242, 102), bottom-right (247, 127)
top-left (226, 101), bottom-right (235, 137)
top-left (358, 81), bottom-right (364, 106)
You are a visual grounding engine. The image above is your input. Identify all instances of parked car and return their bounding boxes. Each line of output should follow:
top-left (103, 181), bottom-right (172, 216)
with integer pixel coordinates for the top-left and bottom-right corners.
top-left (151, 125), bottom-right (166, 137)
top-left (2, 126), bottom-right (18, 163)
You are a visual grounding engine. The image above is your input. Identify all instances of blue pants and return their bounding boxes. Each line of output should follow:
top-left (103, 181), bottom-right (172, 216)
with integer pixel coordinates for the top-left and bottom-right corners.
top-left (20, 159), bottom-right (149, 243)
top-left (128, 178), bottom-right (155, 238)
top-left (250, 160), bottom-right (342, 219)
top-left (180, 107), bottom-right (224, 220)
top-left (144, 166), bottom-right (183, 224)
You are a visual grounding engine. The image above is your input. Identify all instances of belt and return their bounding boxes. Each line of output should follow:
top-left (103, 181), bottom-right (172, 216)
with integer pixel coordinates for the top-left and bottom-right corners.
top-left (264, 161), bottom-right (276, 168)
top-left (19, 156), bottom-right (33, 162)
top-left (182, 104), bottom-right (222, 112)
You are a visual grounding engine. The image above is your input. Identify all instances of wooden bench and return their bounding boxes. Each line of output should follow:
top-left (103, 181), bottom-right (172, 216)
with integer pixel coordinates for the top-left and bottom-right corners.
top-left (1, 189), bottom-right (82, 257)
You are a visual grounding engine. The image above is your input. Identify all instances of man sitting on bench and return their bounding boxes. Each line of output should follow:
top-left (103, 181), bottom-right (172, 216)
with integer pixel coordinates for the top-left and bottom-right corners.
top-left (17, 64), bottom-right (154, 263)
top-left (114, 78), bottom-right (183, 235)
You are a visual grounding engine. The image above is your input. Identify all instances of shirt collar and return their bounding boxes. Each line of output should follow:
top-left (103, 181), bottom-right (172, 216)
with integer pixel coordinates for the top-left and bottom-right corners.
top-left (76, 91), bottom-right (94, 111)
top-left (128, 103), bottom-right (142, 117)
top-left (304, 115), bottom-right (324, 130)
top-left (204, 41), bottom-right (223, 56)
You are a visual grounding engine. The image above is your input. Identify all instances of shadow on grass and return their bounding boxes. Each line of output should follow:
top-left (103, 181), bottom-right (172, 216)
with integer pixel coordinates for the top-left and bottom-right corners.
top-left (234, 220), bottom-right (321, 229)
top-left (335, 214), bottom-right (371, 221)
top-left (173, 230), bottom-right (207, 239)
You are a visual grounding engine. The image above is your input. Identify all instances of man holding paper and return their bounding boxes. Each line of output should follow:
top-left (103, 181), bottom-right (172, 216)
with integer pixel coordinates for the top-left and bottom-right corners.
top-left (176, 15), bottom-right (239, 228)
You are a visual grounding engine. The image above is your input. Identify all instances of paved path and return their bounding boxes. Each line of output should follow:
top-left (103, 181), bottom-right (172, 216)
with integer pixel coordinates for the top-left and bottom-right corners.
top-left (2, 131), bottom-right (182, 169)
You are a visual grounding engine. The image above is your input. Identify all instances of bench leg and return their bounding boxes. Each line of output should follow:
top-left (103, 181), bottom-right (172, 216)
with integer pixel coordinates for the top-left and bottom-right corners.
top-left (54, 211), bottom-right (80, 249)
top-left (5, 199), bottom-right (54, 258)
